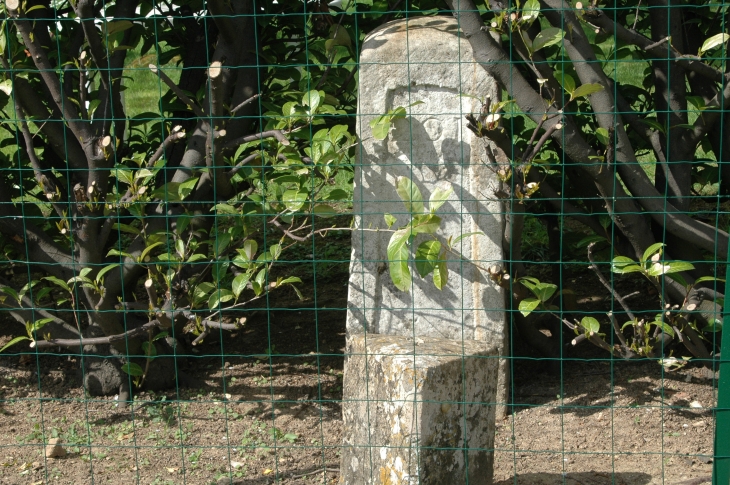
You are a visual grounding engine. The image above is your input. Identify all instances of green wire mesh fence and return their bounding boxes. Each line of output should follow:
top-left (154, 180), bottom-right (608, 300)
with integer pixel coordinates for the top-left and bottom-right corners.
top-left (0, 0), bottom-right (727, 483)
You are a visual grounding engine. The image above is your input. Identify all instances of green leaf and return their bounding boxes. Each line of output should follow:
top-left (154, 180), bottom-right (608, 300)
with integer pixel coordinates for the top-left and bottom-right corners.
top-left (410, 214), bottom-right (441, 235)
top-left (232, 274), bottom-right (250, 298)
top-left (313, 204), bottom-right (337, 218)
top-left (663, 261), bottom-right (695, 275)
top-left (396, 177), bottom-right (424, 214)
top-left (95, 263), bottom-right (119, 283)
top-left (388, 242), bottom-right (411, 292)
top-left (325, 189), bottom-right (350, 201)
top-left (178, 177), bottom-right (199, 200)
top-left (302, 90), bottom-right (321, 112)
top-left (211, 258), bottom-right (229, 282)
top-left (595, 127), bottom-right (609, 146)
top-left (282, 189), bottom-right (308, 212)
top-left (384, 213), bottom-right (397, 228)
top-left (646, 262), bottom-right (670, 277)
top-left (213, 203), bottom-right (238, 215)
top-left (554, 70), bottom-right (575, 94)
top-left (112, 223), bottom-right (141, 236)
top-left (650, 320), bottom-right (675, 337)
top-left (642, 243), bottom-right (665, 263)
top-left (580, 317), bottom-right (600, 334)
top-left (152, 331), bottom-right (169, 341)
top-left (34, 287), bottom-right (52, 303)
top-left (703, 319), bottom-right (723, 333)
top-left (699, 33), bottom-right (729, 54)
top-left (269, 243), bottom-right (282, 261)
top-left (667, 272), bottom-right (689, 288)
top-left (415, 240), bottom-right (441, 277)
top-left (531, 282), bottom-right (557, 303)
top-left (139, 242), bottom-right (164, 263)
top-left (215, 232), bottom-right (233, 258)
top-left (255, 268), bottom-right (267, 288)
top-left (193, 282), bottom-right (215, 306)
top-left (142, 341), bottom-right (157, 357)
top-left (208, 289), bottom-right (235, 310)
top-left (243, 240), bottom-right (258, 261)
top-left (151, 182), bottom-right (182, 202)
top-left (105, 20), bottom-right (133, 36)
top-left (369, 115), bottom-right (392, 140)
top-left (570, 83), bottom-right (604, 100)
top-left (388, 229), bottom-right (410, 260)
top-left (32, 318), bottom-right (53, 332)
top-left (429, 185), bottom-right (453, 213)
top-left (611, 256), bottom-right (643, 274)
top-left (576, 235), bottom-right (607, 248)
top-left (647, 260), bottom-right (694, 277)
top-left (107, 248), bottom-right (134, 259)
top-left (121, 362), bottom-right (145, 377)
top-left (43, 276), bottom-right (70, 292)
top-left (278, 276), bottom-right (302, 285)
top-left (638, 118), bottom-right (665, 134)
top-left (0, 24), bottom-right (7, 57)
top-left (450, 231), bottom-right (484, 248)
top-left (433, 255), bottom-right (448, 290)
top-left (533, 27), bottom-right (564, 53)
top-left (0, 336), bottom-right (30, 353)
top-left (518, 298), bottom-right (540, 317)
top-left (175, 239), bottom-right (186, 259)
top-left (1, 286), bottom-right (20, 305)
top-left (694, 276), bottom-right (725, 285)
top-left (522, 0), bottom-right (540, 24)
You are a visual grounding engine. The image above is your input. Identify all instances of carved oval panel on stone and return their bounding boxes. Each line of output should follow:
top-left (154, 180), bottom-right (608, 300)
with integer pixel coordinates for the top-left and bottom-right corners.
top-left (423, 117), bottom-right (443, 140)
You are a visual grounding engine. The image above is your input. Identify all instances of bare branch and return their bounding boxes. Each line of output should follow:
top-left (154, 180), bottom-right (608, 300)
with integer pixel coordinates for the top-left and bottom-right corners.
top-left (208, 61), bottom-right (225, 125)
top-left (33, 319), bottom-right (162, 350)
top-left (231, 94), bottom-right (260, 115)
top-left (587, 242), bottom-right (638, 322)
top-left (150, 64), bottom-right (206, 119)
top-left (190, 318), bottom-right (243, 345)
top-left (74, 0), bottom-right (110, 94)
top-left (227, 152), bottom-right (262, 178)
top-left (6, 1), bottom-right (90, 146)
top-left (222, 130), bottom-right (290, 151)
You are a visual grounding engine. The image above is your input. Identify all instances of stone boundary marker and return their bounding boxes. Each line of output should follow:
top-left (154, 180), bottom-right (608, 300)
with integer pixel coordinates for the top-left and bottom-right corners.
top-left (342, 334), bottom-right (498, 484)
top-left (341, 16), bottom-right (505, 484)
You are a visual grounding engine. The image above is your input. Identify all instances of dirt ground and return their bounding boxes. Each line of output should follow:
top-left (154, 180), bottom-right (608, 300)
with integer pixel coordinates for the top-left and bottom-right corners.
top-left (0, 253), bottom-right (721, 485)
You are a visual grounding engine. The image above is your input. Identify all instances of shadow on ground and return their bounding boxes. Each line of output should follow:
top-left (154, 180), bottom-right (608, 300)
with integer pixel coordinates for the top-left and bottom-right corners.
top-left (494, 471), bottom-right (653, 484)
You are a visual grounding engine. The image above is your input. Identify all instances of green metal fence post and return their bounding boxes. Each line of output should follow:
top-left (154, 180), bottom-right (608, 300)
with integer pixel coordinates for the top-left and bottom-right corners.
top-left (714, 240), bottom-right (730, 485)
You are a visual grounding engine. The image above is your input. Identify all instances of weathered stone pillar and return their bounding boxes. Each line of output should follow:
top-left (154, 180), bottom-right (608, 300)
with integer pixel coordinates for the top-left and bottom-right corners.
top-left (341, 15), bottom-right (506, 485)
top-left (341, 334), bottom-right (498, 484)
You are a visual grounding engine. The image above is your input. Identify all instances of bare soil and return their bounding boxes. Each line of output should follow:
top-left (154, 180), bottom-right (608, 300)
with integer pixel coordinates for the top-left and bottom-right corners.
top-left (0, 254), bottom-right (720, 485)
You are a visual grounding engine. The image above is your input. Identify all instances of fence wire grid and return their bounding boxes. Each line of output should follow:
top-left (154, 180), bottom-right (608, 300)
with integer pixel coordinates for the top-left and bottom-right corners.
top-left (0, 0), bottom-right (728, 484)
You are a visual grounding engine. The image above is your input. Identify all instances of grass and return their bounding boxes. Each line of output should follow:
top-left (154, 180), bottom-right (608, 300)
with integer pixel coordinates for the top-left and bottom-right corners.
top-left (122, 46), bottom-right (182, 119)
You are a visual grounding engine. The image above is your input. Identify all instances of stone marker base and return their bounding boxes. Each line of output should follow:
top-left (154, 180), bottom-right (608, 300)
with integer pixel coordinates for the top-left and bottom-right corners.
top-left (340, 333), bottom-right (498, 485)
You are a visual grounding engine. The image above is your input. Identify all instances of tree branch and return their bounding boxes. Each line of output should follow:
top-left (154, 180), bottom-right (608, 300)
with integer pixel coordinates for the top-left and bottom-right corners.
top-left (150, 64), bottom-right (206, 119)
top-left (446, 0), bottom-right (658, 260)
top-left (32, 319), bottom-right (162, 350)
top-left (587, 242), bottom-right (637, 322)
top-left (586, 9), bottom-right (724, 83)
top-left (6, 0), bottom-right (91, 148)
top-left (542, 0), bottom-right (637, 167)
top-left (222, 130), bottom-right (290, 152)
top-left (207, 0), bottom-right (237, 46)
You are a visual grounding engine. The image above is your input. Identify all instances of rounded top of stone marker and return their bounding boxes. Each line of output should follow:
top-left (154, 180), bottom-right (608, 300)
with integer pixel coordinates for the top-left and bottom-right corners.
top-left (364, 15), bottom-right (462, 43)
top-left (361, 15), bottom-right (478, 67)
